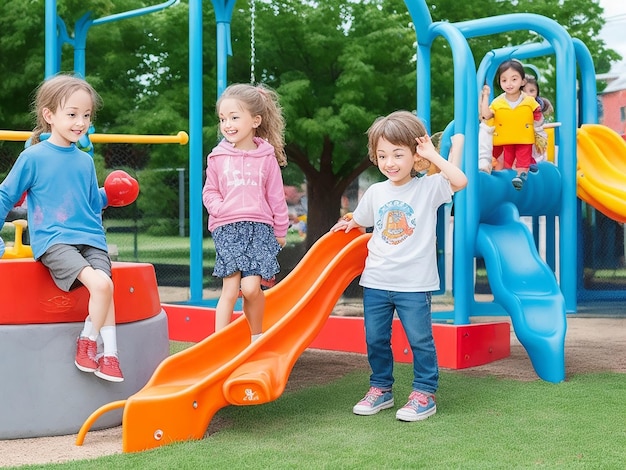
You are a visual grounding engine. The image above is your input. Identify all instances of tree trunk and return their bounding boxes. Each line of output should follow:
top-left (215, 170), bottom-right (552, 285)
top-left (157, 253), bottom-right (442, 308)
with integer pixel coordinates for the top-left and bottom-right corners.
top-left (305, 174), bottom-right (343, 250)
top-left (286, 137), bottom-right (372, 250)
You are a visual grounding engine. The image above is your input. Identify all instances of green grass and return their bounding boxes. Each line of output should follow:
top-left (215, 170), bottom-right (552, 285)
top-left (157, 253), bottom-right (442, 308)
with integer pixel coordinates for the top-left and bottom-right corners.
top-left (105, 231), bottom-right (216, 265)
top-left (105, 230), bottom-right (305, 265)
top-left (11, 361), bottom-right (625, 469)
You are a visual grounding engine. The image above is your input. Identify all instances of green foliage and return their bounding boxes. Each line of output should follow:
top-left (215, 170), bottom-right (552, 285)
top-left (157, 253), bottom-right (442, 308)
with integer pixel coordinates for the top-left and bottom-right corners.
top-left (256, 0), bottom-right (417, 172)
top-left (280, 162), bottom-right (307, 187)
top-left (426, 0), bottom-right (619, 129)
top-left (0, 0), bottom-right (619, 139)
top-left (0, 0), bottom-right (621, 244)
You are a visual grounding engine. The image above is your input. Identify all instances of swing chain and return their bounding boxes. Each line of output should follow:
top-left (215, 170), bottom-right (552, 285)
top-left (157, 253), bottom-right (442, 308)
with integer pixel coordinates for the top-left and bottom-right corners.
top-left (250, 0), bottom-right (256, 84)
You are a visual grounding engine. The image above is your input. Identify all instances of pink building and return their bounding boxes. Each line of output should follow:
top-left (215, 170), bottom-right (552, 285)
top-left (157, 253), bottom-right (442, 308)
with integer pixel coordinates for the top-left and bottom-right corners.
top-left (598, 74), bottom-right (626, 137)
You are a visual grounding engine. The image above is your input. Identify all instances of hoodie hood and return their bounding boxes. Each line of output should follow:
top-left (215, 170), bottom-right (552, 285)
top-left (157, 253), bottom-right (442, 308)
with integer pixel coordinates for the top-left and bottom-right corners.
top-left (209, 136), bottom-right (275, 159)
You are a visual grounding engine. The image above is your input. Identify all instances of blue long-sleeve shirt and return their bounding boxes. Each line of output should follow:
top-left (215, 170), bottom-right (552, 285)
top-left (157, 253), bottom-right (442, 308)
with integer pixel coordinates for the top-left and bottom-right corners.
top-left (0, 141), bottom-right (108, 259)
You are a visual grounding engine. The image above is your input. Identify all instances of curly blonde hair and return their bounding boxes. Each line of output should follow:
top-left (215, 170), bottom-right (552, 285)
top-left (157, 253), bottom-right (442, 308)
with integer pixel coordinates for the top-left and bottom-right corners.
top-left (216, 83), bottom-right (287, 167)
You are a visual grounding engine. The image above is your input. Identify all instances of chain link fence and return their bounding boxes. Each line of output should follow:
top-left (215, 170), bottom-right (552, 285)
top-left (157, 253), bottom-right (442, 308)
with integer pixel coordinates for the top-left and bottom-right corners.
top-left (96, 142), bottom-right (217, 290)
top-left (1, 139), bottom-right (216, 293)
top-left (2, 139), bottom-right (626, 296)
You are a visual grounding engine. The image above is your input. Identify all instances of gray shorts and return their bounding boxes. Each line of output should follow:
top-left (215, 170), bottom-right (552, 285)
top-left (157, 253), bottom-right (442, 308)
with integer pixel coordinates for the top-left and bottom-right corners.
top-left (39, 244), bottom-right (112, 292)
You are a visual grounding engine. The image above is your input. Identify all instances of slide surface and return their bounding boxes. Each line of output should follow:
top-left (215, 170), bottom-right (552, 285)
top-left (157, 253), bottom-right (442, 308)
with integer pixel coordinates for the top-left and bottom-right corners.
top-left (80, 230), bottom-right (370, 453)
top-left (476, 203), bottom-right (567, 383)
top-left (577, 124), bottom-right (626, 222)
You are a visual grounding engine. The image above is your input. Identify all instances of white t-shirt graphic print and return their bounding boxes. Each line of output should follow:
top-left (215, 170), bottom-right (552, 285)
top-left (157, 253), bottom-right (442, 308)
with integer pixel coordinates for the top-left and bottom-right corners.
top-left (377, 200), bottom-right (415, 245)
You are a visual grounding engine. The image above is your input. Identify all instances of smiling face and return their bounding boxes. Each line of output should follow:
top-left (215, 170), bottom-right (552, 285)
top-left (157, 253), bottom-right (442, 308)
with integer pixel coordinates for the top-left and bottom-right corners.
top-left (218, 98), bottom-right (261, 151)
top-left (43, 89), bottom-right (93, 147)
top-left (499, 66), bottom-right (525, 100)
top-left (374, 137), bottom-right (418, 187)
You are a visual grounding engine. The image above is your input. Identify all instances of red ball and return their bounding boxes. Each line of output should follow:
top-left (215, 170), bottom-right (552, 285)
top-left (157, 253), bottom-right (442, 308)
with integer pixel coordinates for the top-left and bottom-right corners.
top-left (104, 170), bottom-right (139, 207)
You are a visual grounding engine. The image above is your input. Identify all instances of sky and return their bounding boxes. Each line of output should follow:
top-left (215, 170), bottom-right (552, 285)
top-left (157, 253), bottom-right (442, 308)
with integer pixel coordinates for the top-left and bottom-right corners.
top-left (598, 0), bottom-right (626, 73)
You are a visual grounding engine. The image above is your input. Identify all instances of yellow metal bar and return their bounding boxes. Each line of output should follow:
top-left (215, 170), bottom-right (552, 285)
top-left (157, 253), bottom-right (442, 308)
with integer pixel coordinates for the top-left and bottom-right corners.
top-left (0, 130), bottom-right (189, 145)
top-left (544, 122), bottom-right (561, 163)
top-left (0, 130), bottom-right (31, 141)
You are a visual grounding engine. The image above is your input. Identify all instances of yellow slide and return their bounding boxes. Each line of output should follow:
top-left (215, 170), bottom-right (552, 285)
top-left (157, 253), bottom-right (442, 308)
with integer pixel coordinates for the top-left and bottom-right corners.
top-left (577, 124), bottom-right (626, 222)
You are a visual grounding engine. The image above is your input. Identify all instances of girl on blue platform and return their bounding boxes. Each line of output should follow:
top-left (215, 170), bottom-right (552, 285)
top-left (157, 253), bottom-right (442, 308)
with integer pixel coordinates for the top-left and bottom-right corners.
top-left (480, 60), bottom-right (545, 190)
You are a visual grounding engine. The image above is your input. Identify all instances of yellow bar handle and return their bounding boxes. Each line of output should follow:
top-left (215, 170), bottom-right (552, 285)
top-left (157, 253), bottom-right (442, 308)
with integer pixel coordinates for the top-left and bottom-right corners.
top-left (0, 130), bottom-right (189, 145)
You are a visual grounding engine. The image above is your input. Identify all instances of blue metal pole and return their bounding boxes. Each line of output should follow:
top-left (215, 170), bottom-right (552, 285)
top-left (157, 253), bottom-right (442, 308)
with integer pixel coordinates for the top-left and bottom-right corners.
top-left (449, 13), bottom-right (578, 313)
top-left (213, 1), bottom-right (237, 98)
top-left (73, 13), bottom-right (93, 77)
top-left (573, 38), bottom-right (598, 125)
top-left (74, 1), bottom-right (179, 75)
top-left (425, 22), bottom-right (478, 324)
top-left (92, 0), bottom-right (180, 26)
top-left (186, 1), bottom-right (236, 302)
top-left (44, 0), bottom-right (58, 77)
top-left (188, 0), bottom-right (204, 302)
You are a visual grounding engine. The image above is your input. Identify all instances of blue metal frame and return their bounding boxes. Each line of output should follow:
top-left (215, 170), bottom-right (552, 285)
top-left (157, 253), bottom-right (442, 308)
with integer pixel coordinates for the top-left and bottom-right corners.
top-left (45, 1), bottom-right (179, 77)
top-left (405, 1), bottom-right (581, 319)
top-left (42, 0), bottom-right (621, 310)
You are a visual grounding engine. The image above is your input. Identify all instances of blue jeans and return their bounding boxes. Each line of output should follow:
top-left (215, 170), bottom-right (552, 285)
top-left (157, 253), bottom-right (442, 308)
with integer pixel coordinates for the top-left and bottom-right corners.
top-left (363, 288), bottom-right (438, 394)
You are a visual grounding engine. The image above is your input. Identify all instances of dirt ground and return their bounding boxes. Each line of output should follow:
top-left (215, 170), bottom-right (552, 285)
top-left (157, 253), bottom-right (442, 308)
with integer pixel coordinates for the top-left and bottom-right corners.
top-left (1, 290), bottom-right (624, 468)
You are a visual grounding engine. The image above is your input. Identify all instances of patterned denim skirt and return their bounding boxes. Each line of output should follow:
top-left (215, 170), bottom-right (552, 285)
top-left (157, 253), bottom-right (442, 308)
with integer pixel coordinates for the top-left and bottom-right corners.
top-left (211, 221), bottom-right (281, 280)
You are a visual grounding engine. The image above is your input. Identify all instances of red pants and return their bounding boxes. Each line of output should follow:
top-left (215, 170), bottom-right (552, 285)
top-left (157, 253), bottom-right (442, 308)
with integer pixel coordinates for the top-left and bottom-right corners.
top-left (493, 143), bottom-right (533, 170)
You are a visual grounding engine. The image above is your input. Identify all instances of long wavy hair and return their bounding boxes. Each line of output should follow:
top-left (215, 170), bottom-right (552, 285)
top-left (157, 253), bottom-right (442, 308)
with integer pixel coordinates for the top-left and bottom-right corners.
top-left (216, 83), bottom-right (287, 167)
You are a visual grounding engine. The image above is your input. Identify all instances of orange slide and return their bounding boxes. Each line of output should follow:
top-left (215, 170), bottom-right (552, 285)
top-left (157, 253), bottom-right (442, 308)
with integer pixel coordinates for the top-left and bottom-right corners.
top-left (577, 124), bottom-right (626, 222)
top-left (77, 229), bottom-right (370, 453)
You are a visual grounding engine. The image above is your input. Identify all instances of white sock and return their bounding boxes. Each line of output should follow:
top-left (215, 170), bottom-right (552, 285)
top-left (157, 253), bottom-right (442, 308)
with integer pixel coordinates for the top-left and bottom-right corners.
top-left (100, 326), bottom-right (118, 356)
top-left (251, 333), bottom-right (262, 342)
top-left (81, 318), bottom-right (97, 341)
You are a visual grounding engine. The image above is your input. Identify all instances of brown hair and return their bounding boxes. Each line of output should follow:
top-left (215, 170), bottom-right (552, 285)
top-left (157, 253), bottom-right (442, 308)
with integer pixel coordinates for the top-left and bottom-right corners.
top-left (216, 83), bottom-right (287, 167)
top-left (31, 73), bottom-right (102, 144)
top-left (367, 110), bottom-right (428, 165)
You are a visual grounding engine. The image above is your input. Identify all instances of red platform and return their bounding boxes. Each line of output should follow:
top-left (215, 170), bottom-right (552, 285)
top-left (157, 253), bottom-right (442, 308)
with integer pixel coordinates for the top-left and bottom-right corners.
top-left (164, 304), bottom-right (510, 369)
top-left (431, 322), bottom-right (511, 369)
top-left (0, 259), bottom-right (161, 324)
top-left (309, 316), bottom-right (510, 369)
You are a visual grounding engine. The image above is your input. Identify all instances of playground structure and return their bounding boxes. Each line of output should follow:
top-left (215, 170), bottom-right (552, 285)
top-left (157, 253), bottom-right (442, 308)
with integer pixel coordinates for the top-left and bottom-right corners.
top-left (0, 1), bottom-right (190, 440)
top-left (0, 124), bottom-right (187, 439)
top-left (2, 0), bottom-right (626, 454)
top-left (0, 259), bottom-right (169, 439)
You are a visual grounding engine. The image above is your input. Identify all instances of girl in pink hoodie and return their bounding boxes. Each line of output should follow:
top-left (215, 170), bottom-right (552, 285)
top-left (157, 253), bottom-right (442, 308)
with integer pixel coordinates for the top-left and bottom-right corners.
top-left (202, 84), bottom-right (289, 341)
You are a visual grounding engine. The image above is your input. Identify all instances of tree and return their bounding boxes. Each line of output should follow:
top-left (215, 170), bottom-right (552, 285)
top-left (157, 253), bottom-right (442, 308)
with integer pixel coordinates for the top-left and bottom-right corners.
top-left (244, 0), bottom-right (621, 247)
top-left (244, 0), bottom-right (417, 246)
top-left (1, 0), bottom-right (620, 246)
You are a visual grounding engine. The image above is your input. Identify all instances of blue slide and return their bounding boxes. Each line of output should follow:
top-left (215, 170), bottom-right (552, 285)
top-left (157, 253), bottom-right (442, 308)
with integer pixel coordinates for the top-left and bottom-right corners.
top-left (475, 191), bottom-right (567, 383)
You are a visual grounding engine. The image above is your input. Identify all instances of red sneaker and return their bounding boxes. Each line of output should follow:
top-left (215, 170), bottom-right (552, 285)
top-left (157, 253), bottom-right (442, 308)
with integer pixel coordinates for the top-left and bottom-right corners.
top-left (95, 355), bottom-right (124, 382)
top-left (75, 337), bottom-right (98, 372)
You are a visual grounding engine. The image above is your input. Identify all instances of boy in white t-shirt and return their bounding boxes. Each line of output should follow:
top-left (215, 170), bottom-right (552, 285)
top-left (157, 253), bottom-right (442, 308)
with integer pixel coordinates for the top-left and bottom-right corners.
top-left (331, 111), bottom-right (467, 422)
